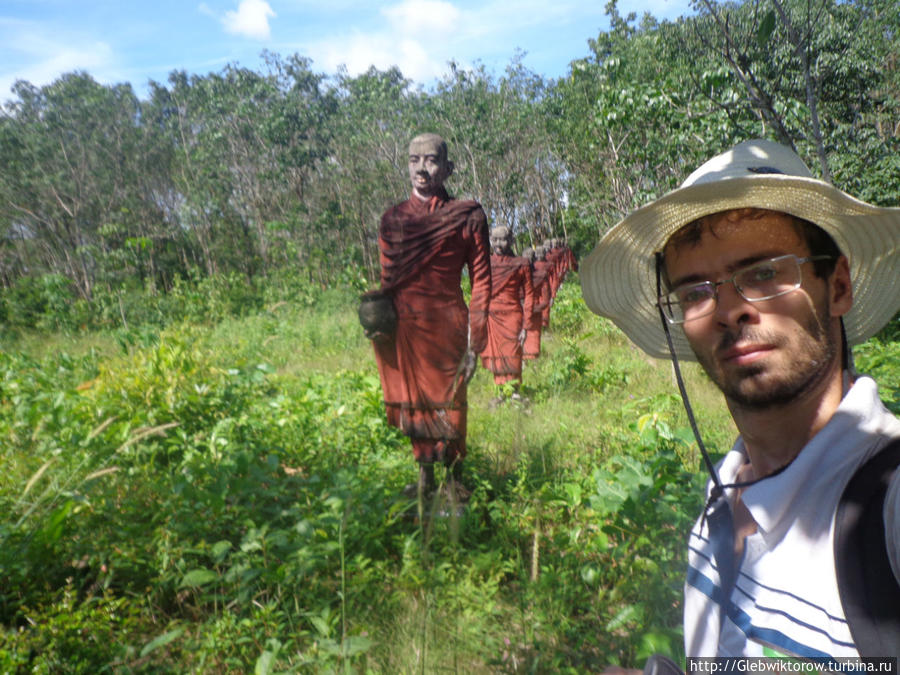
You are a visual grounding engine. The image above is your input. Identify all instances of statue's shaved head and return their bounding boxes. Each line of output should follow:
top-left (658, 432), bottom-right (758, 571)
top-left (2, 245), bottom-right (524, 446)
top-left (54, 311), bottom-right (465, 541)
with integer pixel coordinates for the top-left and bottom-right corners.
top-left (409, 133), bottom-right (449, 161)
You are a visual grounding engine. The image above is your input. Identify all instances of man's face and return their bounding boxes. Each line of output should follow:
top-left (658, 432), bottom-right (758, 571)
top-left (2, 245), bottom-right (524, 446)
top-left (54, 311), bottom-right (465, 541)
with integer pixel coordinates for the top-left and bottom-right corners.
top-left (408, 137), bottom-right (452, 199)
top-left (490, 229), bottom-right (512, 255)
top-left (663, 210), bottom-right (851, 410)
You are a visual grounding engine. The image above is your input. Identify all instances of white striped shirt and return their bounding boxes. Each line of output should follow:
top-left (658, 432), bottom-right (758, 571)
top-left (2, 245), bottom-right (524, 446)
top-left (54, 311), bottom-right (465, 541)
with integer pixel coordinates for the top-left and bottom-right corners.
top-left (684, 376), bottom-right (900, 657)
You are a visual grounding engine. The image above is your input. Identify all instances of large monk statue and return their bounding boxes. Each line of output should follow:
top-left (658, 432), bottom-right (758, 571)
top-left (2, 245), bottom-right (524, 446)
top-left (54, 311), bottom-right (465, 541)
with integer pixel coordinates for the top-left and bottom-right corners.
top-left (362, 133), bottom-right (492, 498)
top-left (480, 226), bottom-right (535, 404)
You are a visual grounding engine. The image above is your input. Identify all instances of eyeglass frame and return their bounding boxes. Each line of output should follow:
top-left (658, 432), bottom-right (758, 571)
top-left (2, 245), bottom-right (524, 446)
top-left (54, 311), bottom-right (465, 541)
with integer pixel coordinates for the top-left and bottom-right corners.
top-left (657, 254), bottom-right (835, 325)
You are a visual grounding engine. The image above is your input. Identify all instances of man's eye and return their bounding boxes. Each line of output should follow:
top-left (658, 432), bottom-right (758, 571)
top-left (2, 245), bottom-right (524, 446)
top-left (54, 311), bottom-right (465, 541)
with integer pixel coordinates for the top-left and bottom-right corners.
top-left (679, 286), bottom-right (711, 304)
top-left (748, 264), bottom-right (777, 282)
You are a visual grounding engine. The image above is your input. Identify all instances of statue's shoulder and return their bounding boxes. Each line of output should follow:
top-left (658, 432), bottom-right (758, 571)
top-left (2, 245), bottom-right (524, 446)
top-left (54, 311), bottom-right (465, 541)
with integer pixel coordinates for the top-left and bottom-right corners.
top-left (466, 199), bottom-right (486, 216)
top-left (452, 199), bottom-right (486, 225)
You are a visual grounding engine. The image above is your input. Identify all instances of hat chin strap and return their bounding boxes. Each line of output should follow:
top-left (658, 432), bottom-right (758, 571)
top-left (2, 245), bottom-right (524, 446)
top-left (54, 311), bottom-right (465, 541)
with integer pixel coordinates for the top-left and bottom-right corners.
top-left (840, 318), bottom-right (856, 378)
top-left (655, 252), bottom-right (726, 502)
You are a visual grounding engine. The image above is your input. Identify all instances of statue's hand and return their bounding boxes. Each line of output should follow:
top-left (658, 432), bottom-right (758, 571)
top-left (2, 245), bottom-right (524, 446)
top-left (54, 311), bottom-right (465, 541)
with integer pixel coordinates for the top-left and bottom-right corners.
top-left (364, 328), bottom-right (389, 343)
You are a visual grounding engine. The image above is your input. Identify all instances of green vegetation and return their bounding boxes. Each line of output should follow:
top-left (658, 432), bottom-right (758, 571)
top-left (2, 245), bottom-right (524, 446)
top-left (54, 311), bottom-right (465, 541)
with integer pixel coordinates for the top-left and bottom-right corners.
top-left (1, 0), bottom-right (898, 670)
top-left (0, 275), bottom-right (752, 673)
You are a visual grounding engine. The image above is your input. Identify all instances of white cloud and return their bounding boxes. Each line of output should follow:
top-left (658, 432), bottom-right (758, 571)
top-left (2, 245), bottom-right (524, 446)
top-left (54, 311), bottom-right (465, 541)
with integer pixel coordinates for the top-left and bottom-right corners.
top-left (0, 20), bottom-right (118, 102)
top-left (303, 0), bottom-right (469, 82)
top-left (381, 0), bottom-right (461, 34)
top-left (292, 0), bottom-right (694, 84)
top-left (222, 0), bottom-right (276, 40)
top-left (307, 31), bottom-right (448, 83)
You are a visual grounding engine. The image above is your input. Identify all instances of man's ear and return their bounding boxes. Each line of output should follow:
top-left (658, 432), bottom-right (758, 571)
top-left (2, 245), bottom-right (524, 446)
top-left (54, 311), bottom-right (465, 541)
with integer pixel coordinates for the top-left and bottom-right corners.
top-left (829, 255), bottom-right (853, 318)
top-left (445, 161), bottom-right (455, 178)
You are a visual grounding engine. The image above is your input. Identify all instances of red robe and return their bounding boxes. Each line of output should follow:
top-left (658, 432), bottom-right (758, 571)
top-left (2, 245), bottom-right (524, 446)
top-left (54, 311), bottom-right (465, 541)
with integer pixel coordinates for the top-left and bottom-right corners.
top-left (546, 248), bottom-right (564, 296)
top-left (533, 259), bottom-right (553, 328)
top-left (564, 245), bottom-right (578, 274)
top-left (372, 188), bottom-right (491, 464)
top-left (480, 254), bottom-right (534, 384)
top-left (525, 260), bottom-right (551, 359)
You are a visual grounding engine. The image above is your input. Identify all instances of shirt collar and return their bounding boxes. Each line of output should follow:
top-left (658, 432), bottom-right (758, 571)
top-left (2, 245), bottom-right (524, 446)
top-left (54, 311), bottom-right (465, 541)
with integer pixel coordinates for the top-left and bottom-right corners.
top-left (726, 376), bottom-right (888, 536)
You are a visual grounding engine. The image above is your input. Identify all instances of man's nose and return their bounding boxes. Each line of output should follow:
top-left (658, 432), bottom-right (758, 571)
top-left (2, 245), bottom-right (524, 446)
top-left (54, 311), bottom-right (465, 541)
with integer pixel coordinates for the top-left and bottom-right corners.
top-left (714, 281), bottom-right (758, 325)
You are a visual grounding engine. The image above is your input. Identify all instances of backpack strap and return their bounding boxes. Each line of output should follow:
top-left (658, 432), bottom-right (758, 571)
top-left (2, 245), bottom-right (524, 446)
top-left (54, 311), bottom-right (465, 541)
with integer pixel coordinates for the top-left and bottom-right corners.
top-left (834, 438), bottom-right (900, 658)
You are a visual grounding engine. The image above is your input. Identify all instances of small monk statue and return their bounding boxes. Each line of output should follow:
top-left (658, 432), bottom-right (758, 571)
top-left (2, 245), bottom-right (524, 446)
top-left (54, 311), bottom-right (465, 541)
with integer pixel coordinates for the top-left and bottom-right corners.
top-left (480, 226), bottom-right (534, 404)
top-left (523, 245), bottom-right (549, 360)
top-left (364, 133), bottom-right (492, 499)
top-left (533, 243), bottom-right (554, 329)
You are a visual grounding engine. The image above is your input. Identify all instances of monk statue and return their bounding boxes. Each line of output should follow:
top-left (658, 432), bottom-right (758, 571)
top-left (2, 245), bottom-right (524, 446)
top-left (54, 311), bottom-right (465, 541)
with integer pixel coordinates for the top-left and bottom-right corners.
top-left (534, 243), bottom-right (555, 329)
top-left (480, 226), bottom-right (534, 405)
top-left (524, 244), bottom-right (550, 360)
top-left (544, 239), bottom-right (563, 297)
top-left (363, 133), bottom-right (492, 499)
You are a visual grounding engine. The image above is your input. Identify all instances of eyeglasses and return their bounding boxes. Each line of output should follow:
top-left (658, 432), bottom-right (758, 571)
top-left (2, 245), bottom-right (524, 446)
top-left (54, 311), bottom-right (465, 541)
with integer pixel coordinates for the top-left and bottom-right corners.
top-left (658, 254), bottom-right (834, 324)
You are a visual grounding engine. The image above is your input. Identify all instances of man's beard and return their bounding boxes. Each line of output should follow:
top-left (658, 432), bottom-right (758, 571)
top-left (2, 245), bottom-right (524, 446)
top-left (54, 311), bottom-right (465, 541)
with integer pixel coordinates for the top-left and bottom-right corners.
top-left (695, 304), bottom-right (838, 411)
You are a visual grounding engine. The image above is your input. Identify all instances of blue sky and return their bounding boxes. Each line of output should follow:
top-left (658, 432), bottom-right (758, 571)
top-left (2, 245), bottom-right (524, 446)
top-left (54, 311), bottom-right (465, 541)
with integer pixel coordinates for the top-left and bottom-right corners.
top-left (1, 0), bottom-right (695, 103)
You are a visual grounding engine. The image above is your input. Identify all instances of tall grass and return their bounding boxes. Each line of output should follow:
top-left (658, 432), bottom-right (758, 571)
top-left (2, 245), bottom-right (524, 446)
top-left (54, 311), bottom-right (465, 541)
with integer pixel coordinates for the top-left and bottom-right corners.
top-left (7, 273), bottom-right (883, 672)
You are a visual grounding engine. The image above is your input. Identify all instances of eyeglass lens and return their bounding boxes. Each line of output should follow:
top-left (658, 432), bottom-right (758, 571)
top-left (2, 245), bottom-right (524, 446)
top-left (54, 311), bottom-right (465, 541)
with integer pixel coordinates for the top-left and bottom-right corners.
top-left (663, 255), bottom-right (804, 323)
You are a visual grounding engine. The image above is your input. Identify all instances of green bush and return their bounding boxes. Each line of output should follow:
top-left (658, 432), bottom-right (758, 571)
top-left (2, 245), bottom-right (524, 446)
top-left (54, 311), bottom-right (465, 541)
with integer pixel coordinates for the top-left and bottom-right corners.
top-left (1, 274), bottom-right (78, 331)
top-left (2, 276), bottom-right (891, 671)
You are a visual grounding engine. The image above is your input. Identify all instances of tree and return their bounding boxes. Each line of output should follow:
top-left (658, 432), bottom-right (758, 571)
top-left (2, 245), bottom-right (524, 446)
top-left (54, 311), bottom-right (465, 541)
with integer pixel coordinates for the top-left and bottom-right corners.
top-left (0, 73), bottom-right (147, 299)
top-left (688, 0), bottom-right (900, 192)
top-left (428, 59), bottom-right (566, 249)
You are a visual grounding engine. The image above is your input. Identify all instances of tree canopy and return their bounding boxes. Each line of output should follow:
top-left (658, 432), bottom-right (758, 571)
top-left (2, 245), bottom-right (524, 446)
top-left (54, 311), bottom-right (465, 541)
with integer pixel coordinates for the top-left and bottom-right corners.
top-left (1, 0), bottom-right (897, 313)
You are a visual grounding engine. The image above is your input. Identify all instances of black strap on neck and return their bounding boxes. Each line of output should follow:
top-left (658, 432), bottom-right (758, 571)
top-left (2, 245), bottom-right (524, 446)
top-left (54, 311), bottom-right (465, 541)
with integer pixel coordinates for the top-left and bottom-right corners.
top-left (841, 318), bottom-right (856, 377)
top-left (655, 252), bottom-right (725, 503)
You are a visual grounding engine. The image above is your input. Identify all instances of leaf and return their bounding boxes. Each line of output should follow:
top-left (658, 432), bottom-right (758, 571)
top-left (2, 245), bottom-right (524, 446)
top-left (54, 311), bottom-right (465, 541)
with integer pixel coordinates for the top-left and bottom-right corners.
top-left (563, 482), bottom-right (583, 507)
top-left (179, 569), bottom-right (217, 588)
top-left (637, 629), bottom-right (677, 660)
top-left (342, 635), bottom-right (374, 657)
top-left (211, 540), bottom-right (232, 561)
top-left (590, 456), bottom-right (653, 516)
top-left (606, 604), bottom-right (640, 631)
top-left (757, 10), bottom-right (777, 47)
top-left (308, 614), bottom-right (332, 637)
top-left (140, 628), bottom-right (184, 657)
top-left (255, 649), bottom-right (277, 675)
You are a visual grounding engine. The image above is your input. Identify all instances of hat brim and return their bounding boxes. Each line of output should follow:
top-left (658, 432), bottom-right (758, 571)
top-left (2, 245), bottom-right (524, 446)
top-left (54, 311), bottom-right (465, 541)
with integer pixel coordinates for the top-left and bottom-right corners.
top-left (581, 174), bottom-right (900, 361)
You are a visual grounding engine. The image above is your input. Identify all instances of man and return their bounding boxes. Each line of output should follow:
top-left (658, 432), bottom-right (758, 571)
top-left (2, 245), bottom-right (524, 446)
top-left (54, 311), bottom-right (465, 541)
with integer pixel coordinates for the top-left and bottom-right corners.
top-left (581, 139), bottom-right (900, 660)
top-left (365, 133), bottom-right (491, 497)
top-left (480, 225), bottom-right (534, 402)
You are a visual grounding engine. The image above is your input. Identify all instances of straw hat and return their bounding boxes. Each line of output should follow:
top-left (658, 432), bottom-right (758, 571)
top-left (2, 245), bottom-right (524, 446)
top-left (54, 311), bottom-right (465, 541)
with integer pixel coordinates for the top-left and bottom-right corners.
top-left (581, 139), bottom-right (900, 361)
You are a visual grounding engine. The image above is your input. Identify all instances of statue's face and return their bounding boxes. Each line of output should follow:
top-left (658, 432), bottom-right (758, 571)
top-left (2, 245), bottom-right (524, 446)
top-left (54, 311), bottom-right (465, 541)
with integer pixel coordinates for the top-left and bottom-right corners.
top-left (490, 228), bottom-right (512, 255)
top-left (408, 135), bottom-right (453, 199)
